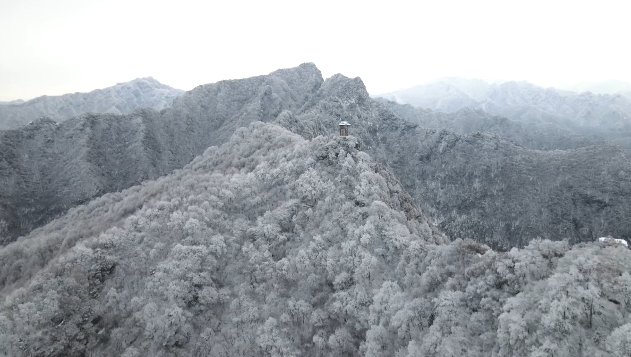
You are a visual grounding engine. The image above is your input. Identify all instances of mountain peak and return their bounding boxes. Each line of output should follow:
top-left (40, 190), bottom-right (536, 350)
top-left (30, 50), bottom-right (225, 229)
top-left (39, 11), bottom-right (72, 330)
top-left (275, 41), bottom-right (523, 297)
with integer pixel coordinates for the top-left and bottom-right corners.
top-left (0, 77), bottom-right (184, 129)
top-left (116, 77), bottom-right (183, 92)
top-left (297, 62), bottom-right (320, 74)
top-left (269, 63), bottom-right (324, 92)
top-left (319, 74), bottom-right (369, 103)
top-left (125, 76), bottom-right (161, 85)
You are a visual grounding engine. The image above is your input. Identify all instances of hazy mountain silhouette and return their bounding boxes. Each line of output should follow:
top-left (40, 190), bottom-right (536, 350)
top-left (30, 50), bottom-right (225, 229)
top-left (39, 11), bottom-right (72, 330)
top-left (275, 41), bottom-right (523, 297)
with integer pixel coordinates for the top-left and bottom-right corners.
top-left (0, 77), bottom-right (184, 130)
top-left (381, 79), bottom-right (631, 152)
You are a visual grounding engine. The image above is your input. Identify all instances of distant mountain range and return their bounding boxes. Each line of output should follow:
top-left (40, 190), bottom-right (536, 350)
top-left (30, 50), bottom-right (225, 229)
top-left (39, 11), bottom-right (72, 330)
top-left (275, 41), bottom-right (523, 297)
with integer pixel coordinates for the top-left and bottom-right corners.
top-left (376, 100), bottom-right (603, 150)
top-left (380, 78), bottom-right (631, 115)
top-left (566, 80), bottom-right (631, 97)
top-left (379, 79), bottom-right (631, 151)
top-left (0, 77), bottom-right (183, 129)
top-left (1, 64), bottom-right (629, 250)
top-left (0, 99), bottom-right (25, 105)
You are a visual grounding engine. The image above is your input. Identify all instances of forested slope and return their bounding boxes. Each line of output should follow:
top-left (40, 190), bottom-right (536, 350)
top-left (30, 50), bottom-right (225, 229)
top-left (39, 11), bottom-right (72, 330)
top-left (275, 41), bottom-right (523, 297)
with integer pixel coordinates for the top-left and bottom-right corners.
top-left (1, 123), bottom-right (630, 356)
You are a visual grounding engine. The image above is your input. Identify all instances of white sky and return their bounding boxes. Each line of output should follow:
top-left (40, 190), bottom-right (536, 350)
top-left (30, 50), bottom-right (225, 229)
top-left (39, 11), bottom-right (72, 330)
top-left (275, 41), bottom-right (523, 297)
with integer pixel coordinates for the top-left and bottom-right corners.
top-left (1, 0), bottom-right (630, 100)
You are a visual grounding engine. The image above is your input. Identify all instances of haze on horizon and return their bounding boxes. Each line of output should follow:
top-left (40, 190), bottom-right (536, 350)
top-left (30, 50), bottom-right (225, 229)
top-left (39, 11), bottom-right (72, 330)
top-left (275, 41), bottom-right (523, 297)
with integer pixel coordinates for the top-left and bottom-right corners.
top-left (1, 0), bottom-right (630, 101)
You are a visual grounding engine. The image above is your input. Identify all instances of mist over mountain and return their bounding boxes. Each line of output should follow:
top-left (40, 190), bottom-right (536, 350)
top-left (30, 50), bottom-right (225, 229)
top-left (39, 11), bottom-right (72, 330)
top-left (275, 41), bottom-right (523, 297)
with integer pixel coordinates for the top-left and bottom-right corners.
top-left (380, 79), bottom-right (631, 152)
top-left (377, 100), bottom-right (602, 150)
top-left (567, 80), bottom-right (631, 97)
top-left (0, 78), bottom-right (184, 130)
top-left (0, 99), bottom-right (25, 105)
top-left (1, 64), bottom-right (630, 251)
top-left (1, 123), bottom-right (630, 356)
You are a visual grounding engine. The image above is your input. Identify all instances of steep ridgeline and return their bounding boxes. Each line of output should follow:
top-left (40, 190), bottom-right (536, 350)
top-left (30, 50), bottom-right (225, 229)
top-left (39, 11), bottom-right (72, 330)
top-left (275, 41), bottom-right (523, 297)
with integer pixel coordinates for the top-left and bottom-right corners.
top-left (1, 124), bottom-right (630, 357)
top-left (276, 74), bottom-right (631, 249)
top-left (380, 79), bottom-right (631, 152)
top-left (0, 78), bottom-right (184, 130)
top-left (0, 64), bottom-right (323, 243)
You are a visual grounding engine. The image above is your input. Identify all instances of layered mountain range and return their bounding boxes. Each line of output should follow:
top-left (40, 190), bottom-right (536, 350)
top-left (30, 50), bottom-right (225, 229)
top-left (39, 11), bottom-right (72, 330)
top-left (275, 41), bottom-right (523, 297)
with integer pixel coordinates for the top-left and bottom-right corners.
top-left (377, 100), bottom-right (602, 150)
top-left (0, 77), bottom-right (183, 130)
top-left (0, 64), bottom-right (321, 243)
top-left (380, 79), bottom-right (631, 151)
top-left (1, 64), bottom-right (630, 251)
top-left (0, 64), bottom-right (631, 248)
top-left (1, 123), bottom-right (630, 356)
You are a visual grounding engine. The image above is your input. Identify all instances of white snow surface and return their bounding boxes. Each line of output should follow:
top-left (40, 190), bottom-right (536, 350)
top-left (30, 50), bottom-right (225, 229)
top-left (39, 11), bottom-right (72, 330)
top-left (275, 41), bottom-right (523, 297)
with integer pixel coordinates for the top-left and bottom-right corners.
top-left (598, 236), bottom-right (628, 247)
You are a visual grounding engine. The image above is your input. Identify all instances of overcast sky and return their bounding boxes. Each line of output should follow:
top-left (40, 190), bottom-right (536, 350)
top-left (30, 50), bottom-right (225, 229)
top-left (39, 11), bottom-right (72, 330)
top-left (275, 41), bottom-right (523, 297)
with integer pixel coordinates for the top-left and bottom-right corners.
top-left (1, 0), bottom-right (630, 100)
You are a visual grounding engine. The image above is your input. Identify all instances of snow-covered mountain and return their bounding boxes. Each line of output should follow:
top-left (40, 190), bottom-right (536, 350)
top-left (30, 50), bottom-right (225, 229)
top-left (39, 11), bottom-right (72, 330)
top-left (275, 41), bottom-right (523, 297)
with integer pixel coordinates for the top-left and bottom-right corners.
top-left (380, 79), bottom-right (631, 151)
top-left (0, 77), bottom-right (183, 129)
top-left (377, 100), bottom-right (603, 150)
top-left (2, 122), bottom-right (631, 357)
top-left (380, 78), bottom-right (631, 119)
top-left (0, 64), bottom-right (323, 243)
top-left (380, 78), bottom-right (491, 113)
top-left (2, 64), bottom-right (630, 251)
top-left (2, 65), bottom-right (631, 355)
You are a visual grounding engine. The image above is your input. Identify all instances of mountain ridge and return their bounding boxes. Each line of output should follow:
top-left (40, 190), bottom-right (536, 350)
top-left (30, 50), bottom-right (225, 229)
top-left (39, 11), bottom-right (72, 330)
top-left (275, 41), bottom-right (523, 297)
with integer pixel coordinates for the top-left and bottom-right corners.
top-left (1, 122), bottom-right (630, 356)
top-left (380, 78), bottom-right (631, 152)
top-left (0, 63), bottom-right (324, 243)
top-left (1, 64), bottom-right (630, 250)
top-left (0, 77), bottom-right (184, 130)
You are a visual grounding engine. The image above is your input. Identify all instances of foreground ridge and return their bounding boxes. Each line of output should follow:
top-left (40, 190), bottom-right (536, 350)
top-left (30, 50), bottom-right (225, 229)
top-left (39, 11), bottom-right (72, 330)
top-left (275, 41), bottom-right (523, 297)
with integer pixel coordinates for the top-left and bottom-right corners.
top-left (1, 123), bottom-right (630, 356)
